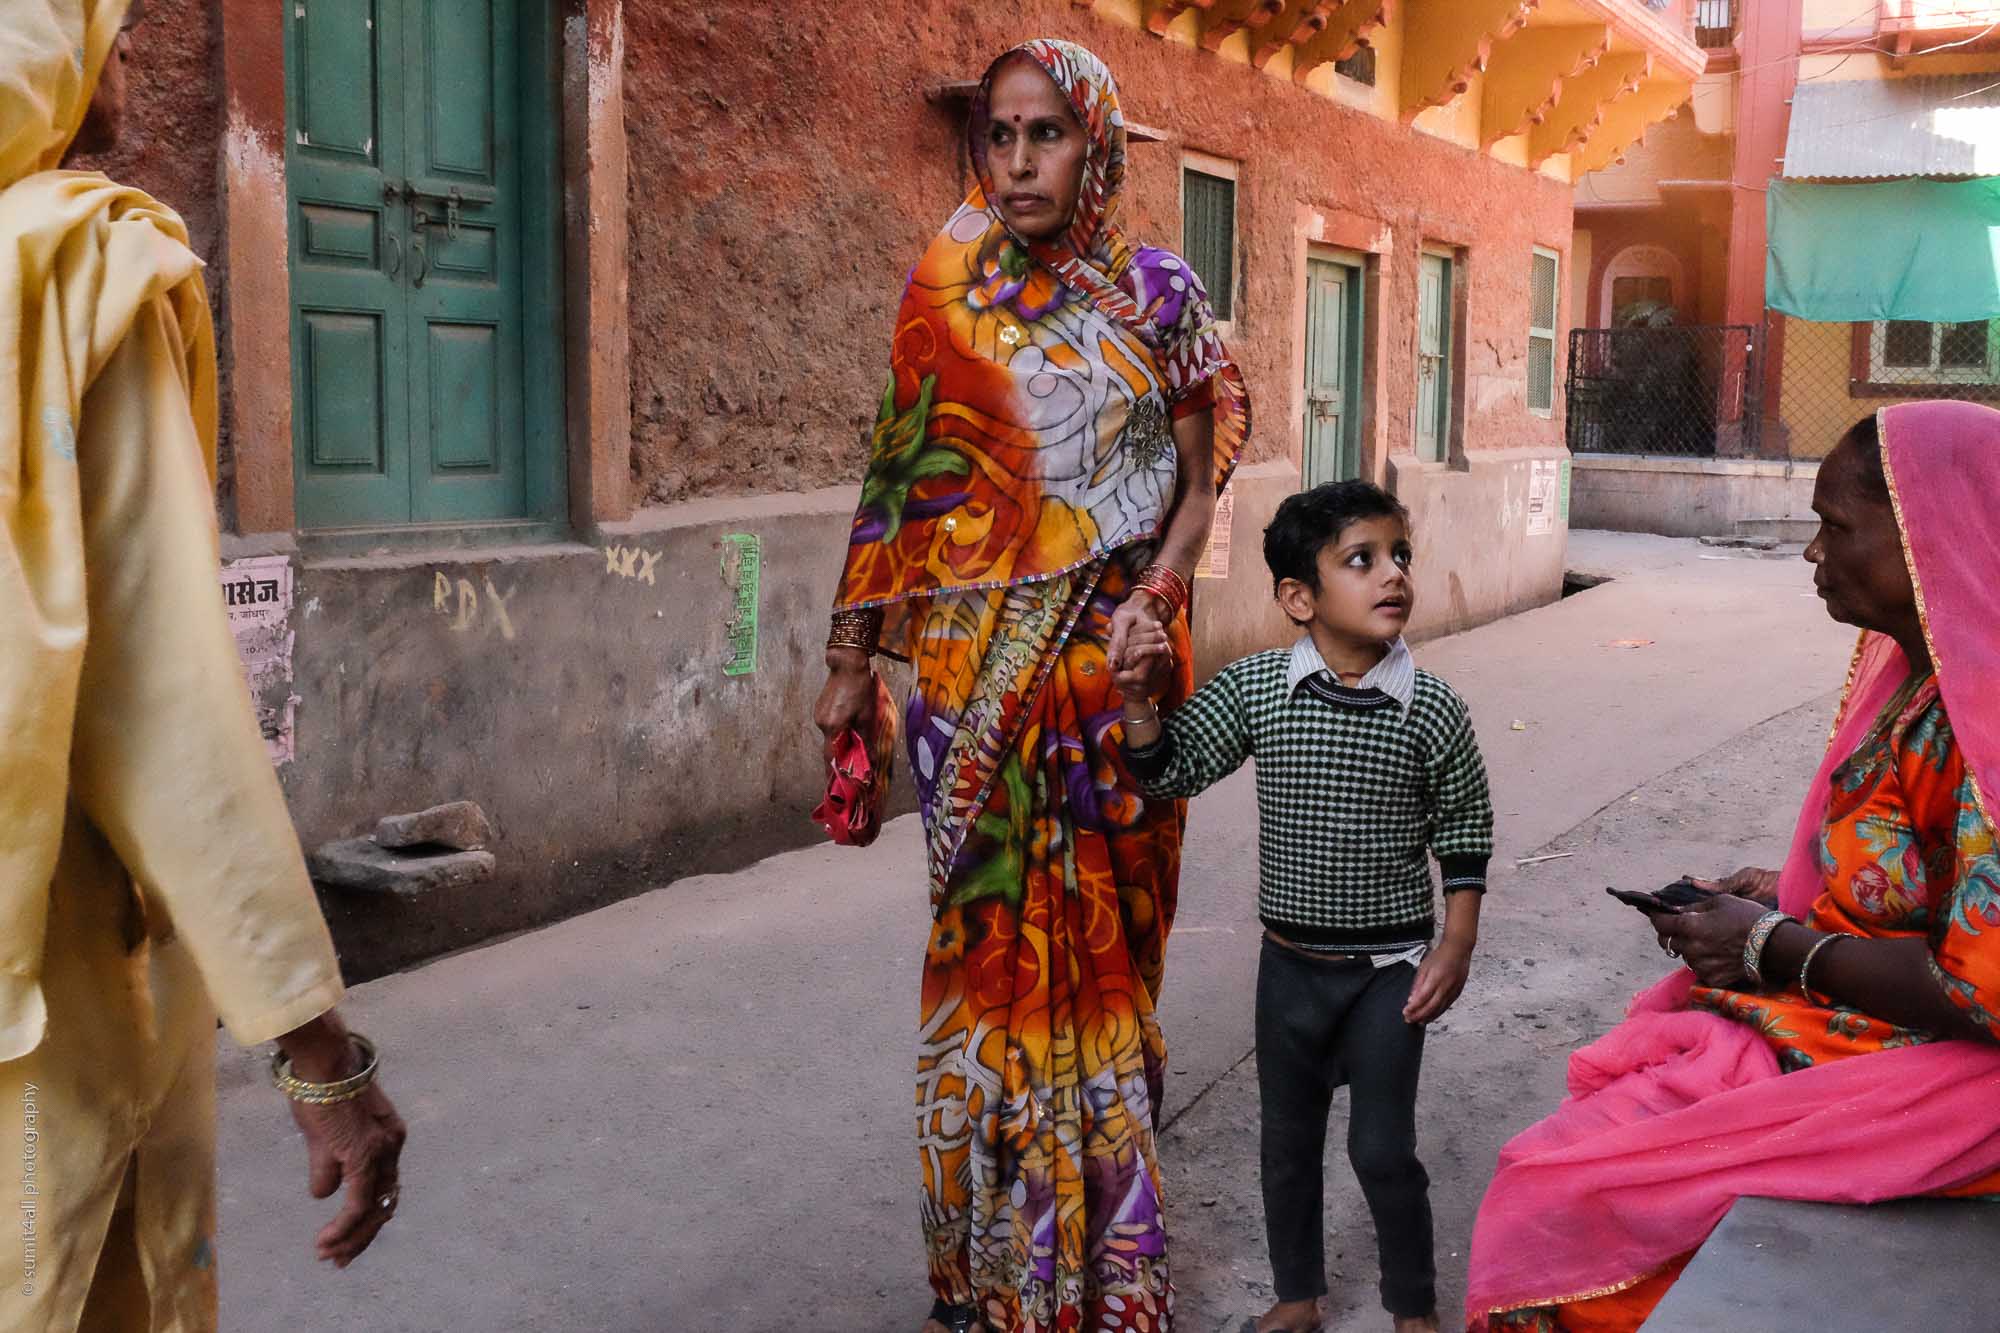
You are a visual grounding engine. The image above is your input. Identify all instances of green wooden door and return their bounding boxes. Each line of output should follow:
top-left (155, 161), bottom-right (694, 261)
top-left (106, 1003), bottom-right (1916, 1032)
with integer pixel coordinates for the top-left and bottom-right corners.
top-left (1303, 257), bottom-right (1361, 485)
top-left (1416, 252), bottom-right (1451, 463)
top-left (287, 0), bottom-right (551, 530)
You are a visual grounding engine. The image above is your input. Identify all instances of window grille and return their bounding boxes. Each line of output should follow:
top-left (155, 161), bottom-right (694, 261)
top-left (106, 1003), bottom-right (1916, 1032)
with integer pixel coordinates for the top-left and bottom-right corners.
top-left (1182, 168), bottom-right (1236, 322)
top-left (1528, 248), bottom-right (1560, 416)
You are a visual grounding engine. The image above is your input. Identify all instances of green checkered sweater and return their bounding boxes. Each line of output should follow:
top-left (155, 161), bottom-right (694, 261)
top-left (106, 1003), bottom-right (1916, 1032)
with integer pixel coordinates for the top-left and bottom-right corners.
top-left (1126, 649), bottom-right (1494, 950)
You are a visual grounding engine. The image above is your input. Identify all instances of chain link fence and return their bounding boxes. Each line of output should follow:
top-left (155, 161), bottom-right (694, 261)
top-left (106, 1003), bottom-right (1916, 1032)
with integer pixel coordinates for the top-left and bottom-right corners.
top-left (1566, 324), bottom-right (1762, 457)
top-left (1568, 316), bottom-right (2000, 461)
top-left (1769, 315), bottom-right (2000, 460)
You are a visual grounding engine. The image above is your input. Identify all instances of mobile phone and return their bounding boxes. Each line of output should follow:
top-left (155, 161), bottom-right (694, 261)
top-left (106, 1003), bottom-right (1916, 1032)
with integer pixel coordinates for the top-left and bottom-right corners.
top-left (1605, 880), bottom-right (1716, 913)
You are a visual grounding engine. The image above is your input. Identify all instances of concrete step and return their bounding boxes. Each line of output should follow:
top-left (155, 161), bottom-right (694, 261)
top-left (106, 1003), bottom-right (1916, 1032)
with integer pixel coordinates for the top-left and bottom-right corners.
top-left (1735, 515), bottom-right (1818, 543)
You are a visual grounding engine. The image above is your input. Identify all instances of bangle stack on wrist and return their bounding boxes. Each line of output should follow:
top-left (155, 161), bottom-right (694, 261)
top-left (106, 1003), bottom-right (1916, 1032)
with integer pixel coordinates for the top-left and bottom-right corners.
top-left (271, 1034), bottom-right (380, 1106)
top-left (1741, 910), bottom-right (1791, 991)
top-left (1134, 564), bottom-right (1190, 619)
top-left (827, 607), bottom-right (883, 656)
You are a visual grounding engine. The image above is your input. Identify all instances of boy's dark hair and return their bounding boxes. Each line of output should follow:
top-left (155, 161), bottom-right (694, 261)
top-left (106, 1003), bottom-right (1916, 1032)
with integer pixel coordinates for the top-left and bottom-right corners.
top-left (1262, 481), bottom-right (1410, 597)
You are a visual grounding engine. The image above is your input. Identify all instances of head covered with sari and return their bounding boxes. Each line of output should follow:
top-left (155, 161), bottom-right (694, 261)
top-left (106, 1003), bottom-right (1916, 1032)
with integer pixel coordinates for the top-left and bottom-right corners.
top-left (0, 0), bottom-right (217, 1061)
top-left (1466, 399), bottom-right (2000, 1326)
top-left (834, 38), bottom-right (1249, 636)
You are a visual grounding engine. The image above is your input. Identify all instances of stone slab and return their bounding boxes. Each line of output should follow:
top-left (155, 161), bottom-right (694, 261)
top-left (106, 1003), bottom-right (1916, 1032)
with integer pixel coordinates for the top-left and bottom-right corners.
top-left (1641, 1196), bottom-right (2000, 1331)
top-left (373, 801), bottom-right (493, 852)
top-left (307, 838), bottom-right (496, 897)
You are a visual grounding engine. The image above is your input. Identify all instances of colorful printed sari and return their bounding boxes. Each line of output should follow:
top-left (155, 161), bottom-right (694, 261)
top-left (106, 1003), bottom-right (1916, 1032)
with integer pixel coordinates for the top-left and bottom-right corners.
top-left (834, 39), bottom-right (1248, 1333)
top-left (1466, 401), bottom-right (2000, 1332)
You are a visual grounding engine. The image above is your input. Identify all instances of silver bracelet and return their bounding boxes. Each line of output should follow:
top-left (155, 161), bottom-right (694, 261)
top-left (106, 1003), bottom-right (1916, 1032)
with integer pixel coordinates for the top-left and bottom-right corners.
top-left (1741, 910), bottom-right (1791, 991)
top-left (1799, 932), bottom-right (1842, 1002)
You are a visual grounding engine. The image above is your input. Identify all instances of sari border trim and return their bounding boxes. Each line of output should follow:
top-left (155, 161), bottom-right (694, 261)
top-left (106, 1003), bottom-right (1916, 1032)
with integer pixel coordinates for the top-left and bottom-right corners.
top-left (1479, 1257), bottom-right (1680, 1317)
top-left (1826, 631), bottom-right (1871, 747)
top-left (1879, 407), bottom-right (1999, 838)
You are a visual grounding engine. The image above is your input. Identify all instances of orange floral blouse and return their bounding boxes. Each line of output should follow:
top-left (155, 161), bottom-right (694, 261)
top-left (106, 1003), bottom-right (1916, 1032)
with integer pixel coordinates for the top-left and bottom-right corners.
top-left (1691, 675), bottom-right (2000, 1067)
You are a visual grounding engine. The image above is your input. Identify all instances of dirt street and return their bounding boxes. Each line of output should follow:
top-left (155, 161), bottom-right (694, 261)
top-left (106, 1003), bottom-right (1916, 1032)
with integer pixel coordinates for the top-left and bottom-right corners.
top-left (211, 533), bottom-right (1855, 1332)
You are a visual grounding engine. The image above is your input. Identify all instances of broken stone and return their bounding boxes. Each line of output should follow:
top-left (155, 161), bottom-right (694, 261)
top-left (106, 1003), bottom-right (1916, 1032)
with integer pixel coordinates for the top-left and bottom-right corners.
top-left (1698, 534), bottom-right (1780, 551)
top-left (372, 801), bottom-right (493, 852)
top-left (308, 838), bottom-right (495, 897)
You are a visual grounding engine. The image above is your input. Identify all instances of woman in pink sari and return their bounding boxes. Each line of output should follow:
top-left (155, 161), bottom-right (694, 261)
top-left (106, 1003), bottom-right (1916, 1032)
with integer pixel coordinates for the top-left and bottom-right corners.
top-left (1465, 400), bottom-right (2000, 1332)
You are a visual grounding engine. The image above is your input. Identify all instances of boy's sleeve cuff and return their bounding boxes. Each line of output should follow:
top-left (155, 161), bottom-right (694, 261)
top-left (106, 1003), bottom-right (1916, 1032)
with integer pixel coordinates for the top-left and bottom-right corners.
top-left (1440, 854), bottom-right (1489, 894)
top-left (1123, 730), bottom-right (1176, 785)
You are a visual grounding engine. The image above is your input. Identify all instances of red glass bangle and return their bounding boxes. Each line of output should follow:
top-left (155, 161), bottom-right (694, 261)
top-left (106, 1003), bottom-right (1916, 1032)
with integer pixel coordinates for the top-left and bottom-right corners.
top-left (1135, 564), bottom-right (1190, 618)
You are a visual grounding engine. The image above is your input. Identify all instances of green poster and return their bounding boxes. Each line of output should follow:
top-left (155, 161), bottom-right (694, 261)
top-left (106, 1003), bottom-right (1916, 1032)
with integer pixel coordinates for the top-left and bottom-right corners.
top-left (720, 533), bottom-right (761, 677)
top-left (1559, 459), bottom-right (1572, 521)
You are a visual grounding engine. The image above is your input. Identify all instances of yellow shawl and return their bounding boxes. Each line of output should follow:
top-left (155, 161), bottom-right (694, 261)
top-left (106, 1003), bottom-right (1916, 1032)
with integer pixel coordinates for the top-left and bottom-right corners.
top-left (0, 0), bottom-right (341, 1060)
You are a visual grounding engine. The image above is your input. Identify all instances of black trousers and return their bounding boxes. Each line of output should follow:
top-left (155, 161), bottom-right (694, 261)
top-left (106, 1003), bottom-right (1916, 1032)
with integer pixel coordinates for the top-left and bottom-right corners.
top-left (1256, 935), bottom-right (1435, 1318)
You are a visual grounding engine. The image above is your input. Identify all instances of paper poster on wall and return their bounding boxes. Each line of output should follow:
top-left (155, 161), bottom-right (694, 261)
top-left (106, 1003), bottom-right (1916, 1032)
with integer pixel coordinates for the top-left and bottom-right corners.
top-left (220, 555), bottom-right (298, 765)
top-left (1194, 484), bottom-right (1235, 580)
top-left (1559, 459), bottom-right (1573, 521)
top-left (720, 533), bottom-right (762, 677)
top-left (1527, 460), bottom-right (1560, 537)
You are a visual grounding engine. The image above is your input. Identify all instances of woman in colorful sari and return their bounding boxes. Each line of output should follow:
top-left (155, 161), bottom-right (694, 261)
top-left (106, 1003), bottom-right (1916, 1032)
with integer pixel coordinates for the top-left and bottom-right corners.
top-left (812, 38), bottom-right (1250, 1333)
top-left (1464, 400), bottom-right (2000, 1332)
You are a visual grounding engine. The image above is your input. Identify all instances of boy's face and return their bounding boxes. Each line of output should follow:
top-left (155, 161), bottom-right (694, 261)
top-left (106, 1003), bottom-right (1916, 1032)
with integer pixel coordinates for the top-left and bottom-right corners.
top-left (1275, 515), bottom-right (1414, 646)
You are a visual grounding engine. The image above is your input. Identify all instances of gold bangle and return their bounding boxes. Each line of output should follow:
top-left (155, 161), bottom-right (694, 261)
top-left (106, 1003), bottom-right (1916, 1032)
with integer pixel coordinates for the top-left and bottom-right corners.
top-left (271, 1035), bottom-right (379, 1106)
top-left (827, 607), bottom-right (883, 655)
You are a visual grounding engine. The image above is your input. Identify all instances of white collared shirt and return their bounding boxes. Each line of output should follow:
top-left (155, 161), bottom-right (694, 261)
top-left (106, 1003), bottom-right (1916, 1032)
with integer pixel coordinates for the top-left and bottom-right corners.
top-left (1286, 634), bottom-right (1417, 711)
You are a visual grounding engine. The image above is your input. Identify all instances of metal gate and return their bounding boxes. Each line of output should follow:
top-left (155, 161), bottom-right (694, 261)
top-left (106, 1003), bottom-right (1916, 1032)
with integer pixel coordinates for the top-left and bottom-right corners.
top-left (1566, 324), bottom-right (1763, 457)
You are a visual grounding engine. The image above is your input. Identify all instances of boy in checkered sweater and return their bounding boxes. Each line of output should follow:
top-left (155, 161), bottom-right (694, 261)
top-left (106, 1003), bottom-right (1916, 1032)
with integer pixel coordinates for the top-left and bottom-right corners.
top-left (1113, 481), bottom-right (1493, 1333)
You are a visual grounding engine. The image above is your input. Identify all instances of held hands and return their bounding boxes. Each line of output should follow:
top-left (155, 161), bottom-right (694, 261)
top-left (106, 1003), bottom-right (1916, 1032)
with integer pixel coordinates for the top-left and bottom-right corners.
top-left (1108, 595), bottom-right (1174, 704)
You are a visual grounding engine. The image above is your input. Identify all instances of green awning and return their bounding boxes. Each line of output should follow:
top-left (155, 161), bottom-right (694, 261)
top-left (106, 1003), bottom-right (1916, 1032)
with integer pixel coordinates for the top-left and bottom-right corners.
top-left (1767, 177), bottom-right (2000, 323)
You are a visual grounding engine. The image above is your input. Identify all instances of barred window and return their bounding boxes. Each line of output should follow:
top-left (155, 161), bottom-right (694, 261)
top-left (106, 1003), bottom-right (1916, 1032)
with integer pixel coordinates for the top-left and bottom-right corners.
top-left (1869, 319), bottom-right (1998, 385)
top-left (1528, 247), bottom-right (1560, 417)
top-left (1182, 167), bottom-right (1236, 322)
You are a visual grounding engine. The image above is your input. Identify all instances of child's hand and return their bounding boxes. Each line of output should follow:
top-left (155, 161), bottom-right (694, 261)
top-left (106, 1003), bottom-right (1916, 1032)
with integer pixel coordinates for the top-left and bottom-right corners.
top-left (1109, 621), bottom-right (1174, 702)
top-left (1403, 940), bottom-right (1472, 1025)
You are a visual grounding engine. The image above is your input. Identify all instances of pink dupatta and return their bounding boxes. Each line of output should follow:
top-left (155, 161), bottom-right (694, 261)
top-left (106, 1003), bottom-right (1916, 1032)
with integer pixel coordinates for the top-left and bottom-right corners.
top-left (1465, 401), bottom-right (2000, 1324)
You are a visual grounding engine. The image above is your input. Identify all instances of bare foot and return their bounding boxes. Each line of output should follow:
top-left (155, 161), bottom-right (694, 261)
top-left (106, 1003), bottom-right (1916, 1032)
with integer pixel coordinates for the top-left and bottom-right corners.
top-left (1254, 1297), bottom-right (1324, 1332)
top-left (1391, 1314), bottom-right (1441, 1333)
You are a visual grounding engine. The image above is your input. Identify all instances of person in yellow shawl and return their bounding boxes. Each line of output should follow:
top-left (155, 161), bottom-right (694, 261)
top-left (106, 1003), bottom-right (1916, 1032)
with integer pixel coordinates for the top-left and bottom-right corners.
top-left (0, 3), bottom-right (406, 1329)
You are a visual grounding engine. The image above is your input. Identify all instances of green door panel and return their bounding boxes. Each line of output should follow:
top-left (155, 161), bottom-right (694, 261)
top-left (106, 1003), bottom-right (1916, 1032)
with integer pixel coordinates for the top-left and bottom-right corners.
top-left (287, 0), bottom-right (408, 528)
top-left (1417, 253), bottom-right (1450, 464)
top-left (286, 0), bottom-right (555, 531)
top-left (1304, 257), bottom-right (1361, 486)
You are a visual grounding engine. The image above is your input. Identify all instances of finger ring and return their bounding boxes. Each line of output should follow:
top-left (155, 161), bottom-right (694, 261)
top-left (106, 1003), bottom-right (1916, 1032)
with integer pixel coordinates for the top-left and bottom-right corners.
top-left (378, 1192), bottom-right (398, 1211)
top-left (1666, 943), bottom-right (1681, 959)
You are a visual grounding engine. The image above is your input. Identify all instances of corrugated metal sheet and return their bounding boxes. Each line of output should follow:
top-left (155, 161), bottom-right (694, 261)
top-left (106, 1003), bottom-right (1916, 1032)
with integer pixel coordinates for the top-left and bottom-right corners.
top-left (1783, 74), bottom-right (2000, 179)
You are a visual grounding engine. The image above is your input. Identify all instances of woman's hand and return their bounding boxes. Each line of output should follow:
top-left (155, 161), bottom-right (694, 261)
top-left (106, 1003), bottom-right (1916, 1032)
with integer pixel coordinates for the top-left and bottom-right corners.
top-left (292, 1083), bottom-right (408, 1267)
top-left (1689, 866), bottom-right (1781, 906)
top-left (275, 1012), bottom-right (407, 1268)
top-left (1107, 591), bottom-right (1170, 675)
top-left (813, 648), bottom-right (876, 765)
top-left (1654, 893), bottom-right (1775, 988)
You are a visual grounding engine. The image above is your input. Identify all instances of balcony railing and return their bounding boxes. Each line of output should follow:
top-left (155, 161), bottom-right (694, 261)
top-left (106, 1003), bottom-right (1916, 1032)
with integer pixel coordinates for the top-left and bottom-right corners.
top-left (1694, 0), bottom-right (1738, 49)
